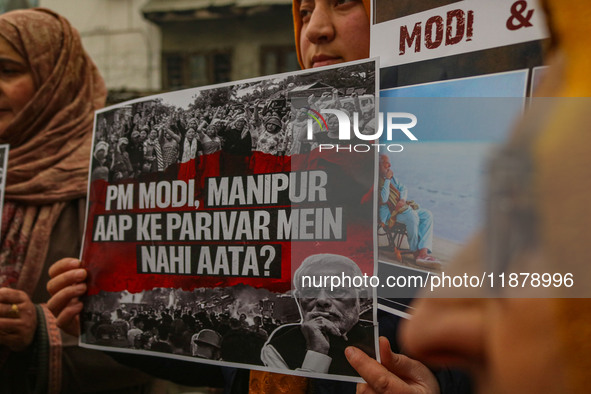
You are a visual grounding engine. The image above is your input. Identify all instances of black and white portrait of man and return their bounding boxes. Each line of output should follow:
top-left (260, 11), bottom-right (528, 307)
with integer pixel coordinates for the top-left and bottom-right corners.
top-left (261, 254), bottom-right (376, 376)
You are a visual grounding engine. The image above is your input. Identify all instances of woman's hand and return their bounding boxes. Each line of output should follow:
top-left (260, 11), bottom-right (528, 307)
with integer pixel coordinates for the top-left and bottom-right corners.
top-left (0, 288), bottom-right (38, 351)
top-left (47, 258), bottom-right (87, 336)
top-left (345, 337), bottom-right (440, 394)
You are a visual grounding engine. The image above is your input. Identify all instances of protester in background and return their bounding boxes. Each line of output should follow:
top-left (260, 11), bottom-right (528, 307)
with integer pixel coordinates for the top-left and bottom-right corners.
top-left (0, 8), bottom-right (159, 393)
top-left (111, 137), bottom-right (134, 181)
top-left (161, 127), bottom-right (181, 170)
top-left (218, 114), bottom-right (252, 156)
top-left (143, 128), bottom-right (164, 173)
top-left (90, 141), bottom-right (110, 182)
top-left (199, 122), bottom-right (222, 155)
top-left (345, 1), bottom-right (591, 393)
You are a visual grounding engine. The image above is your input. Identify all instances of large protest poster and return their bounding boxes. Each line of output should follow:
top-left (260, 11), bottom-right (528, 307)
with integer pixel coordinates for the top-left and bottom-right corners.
top-left (370, 0), bottom-right (549, 314)
top-left (79, 59), bottom-right (379, 381)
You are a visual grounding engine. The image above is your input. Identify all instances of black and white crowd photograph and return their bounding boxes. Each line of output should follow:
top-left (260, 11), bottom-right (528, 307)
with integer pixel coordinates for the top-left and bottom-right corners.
top-left (90, 60), bottom-right (377, 183)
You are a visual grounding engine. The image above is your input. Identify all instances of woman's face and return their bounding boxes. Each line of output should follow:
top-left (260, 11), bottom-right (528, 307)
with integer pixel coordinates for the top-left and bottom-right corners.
top-left (266, 123), bottom-right (280, 134)
top-left (298, 0), bottom-right (369, 69)
top-left (0, 36), bottom-right (36, 133)
top-left (95, 148), bottom-right (106, 163)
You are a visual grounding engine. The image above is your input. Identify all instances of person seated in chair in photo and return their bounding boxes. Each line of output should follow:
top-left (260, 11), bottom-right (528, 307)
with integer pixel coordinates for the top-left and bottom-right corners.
top-left (378, 154), bottom-right (439, 266)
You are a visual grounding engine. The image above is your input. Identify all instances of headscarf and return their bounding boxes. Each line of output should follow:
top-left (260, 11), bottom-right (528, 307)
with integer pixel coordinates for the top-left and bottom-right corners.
top-left (532, 2), bottom-right (591, 392)
top-left (0, 8), bottom-right (106, 203)
top-left (0, 8), bottom-right (106, 293)
top-left (292, 0), bottom-right (370, 68)
top-left (265, 115), bottom-right (283, 129)
top-left (93, 141), bottom-right (109, 162)
top-left (540, 0), bottom-right (591, 96)
top-left (181, 129), bottom-right (199, 162)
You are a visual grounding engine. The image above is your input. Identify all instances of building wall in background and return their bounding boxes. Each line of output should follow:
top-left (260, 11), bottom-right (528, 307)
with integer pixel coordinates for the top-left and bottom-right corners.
top-left (40, 0), bottom-right (161, 94)
top-left (37, 1), bottom-right (297, 100)
top-left (158, 8), bottom-right (297, 90)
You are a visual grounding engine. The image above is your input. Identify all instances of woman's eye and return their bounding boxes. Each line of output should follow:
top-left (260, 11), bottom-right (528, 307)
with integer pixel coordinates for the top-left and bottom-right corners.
top-left (300, 8), bottom-right (312, 22)
top-left (299, 0), bottom-right (315, 22)
top-left (0, 62), bottom-right (26, 76)
top-left (335, 0), bottom-right (358, 7)
top-left (0, 67), bottom-right (17, 74)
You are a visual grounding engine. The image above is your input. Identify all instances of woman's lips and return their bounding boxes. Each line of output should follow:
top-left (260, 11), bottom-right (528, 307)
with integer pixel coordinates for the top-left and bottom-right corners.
top-left (311, 55), bottom-right (342, 68)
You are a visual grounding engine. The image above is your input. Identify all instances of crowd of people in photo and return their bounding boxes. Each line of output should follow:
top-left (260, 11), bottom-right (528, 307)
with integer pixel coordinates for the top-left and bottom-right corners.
top-left (83, 304), bottom-right (281, 366)
top-left (90, 81), bottom-right (375, 183)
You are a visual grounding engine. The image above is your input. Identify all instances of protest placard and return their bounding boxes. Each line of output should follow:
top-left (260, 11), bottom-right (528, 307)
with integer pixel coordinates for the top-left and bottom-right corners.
top-left (371, 0), bottom-right (548, 315)
top-left (80, 59), bottom-right (379, 382)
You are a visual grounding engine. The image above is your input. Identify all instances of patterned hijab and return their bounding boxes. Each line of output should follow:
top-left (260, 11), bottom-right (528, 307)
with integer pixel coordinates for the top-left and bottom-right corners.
top-left (0, 8), bottom-right (106, 293)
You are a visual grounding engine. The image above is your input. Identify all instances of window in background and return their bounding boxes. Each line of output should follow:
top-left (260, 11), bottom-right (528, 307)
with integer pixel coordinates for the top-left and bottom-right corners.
top-left (261, 46), bottom-right (298, 75)
top-left (165, 54), bottom-right (184, 90)
top-left (0, 0), bottom-right (38, 13)
top-left (163, 50), bottom-right (232, 90)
